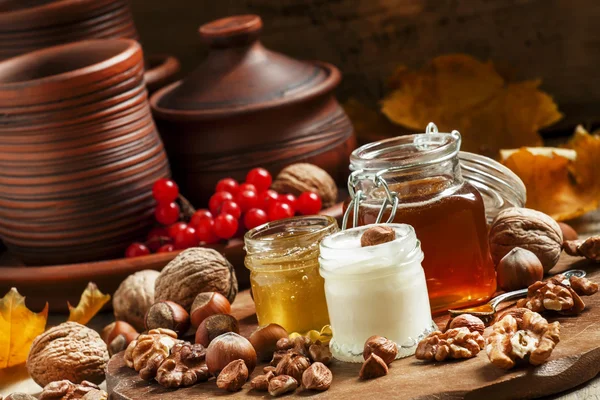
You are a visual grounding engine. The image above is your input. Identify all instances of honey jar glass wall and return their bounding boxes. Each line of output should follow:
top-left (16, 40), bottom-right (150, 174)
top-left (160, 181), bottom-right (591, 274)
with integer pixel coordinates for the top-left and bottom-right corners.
top-left (346, 124), bottom-right (496, 313)
top-left (244, 215), bottom-right (338, 334)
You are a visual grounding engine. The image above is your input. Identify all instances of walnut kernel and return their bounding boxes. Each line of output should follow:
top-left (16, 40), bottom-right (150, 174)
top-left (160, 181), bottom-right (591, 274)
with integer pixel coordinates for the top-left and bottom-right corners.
top-left (124, 328), bottom-right (178, 380)
top-left (486, 310), bottom-right (560, 369)
top-left (415, 327), bottom-right (485, 361)
top-left (39, 380), bottom-right (105, 400)
top-left (156, 343), bottom-right (209, 388)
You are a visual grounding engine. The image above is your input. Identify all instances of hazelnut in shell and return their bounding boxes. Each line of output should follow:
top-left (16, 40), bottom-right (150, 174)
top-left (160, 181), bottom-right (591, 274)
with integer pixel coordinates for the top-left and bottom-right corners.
top-left (206, 332), bottom-right (257, 376)
top-left (101, 321), bottom-right (138, 346)
top-left (249, 323), bottom-right (289, 361)
top-left (558, 222), bottom-right (578, 241)
top-left (195, 314), bottom-right (239, 347)
top-left (496, 247), bottom-right (544, 291)
top-left (363, 335), bottom-right (398, 365)
top-left (190, 292), bottom-right (231, 328)
top-left (145, 300), bottom-right (190, 335)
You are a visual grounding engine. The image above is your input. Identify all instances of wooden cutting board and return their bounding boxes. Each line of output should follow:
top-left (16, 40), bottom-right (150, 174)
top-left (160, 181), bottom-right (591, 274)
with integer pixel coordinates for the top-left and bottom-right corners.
top-left (106, 255), bottom-right (600, 400)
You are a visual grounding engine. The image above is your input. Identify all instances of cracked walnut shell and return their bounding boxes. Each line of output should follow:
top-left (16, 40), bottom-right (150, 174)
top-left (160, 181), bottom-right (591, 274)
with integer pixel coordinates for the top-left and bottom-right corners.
top-left (39, 380), bottom-right (106, 400)
top-left (415, 327), bottom-right (485, 361)
top-left (124, 328), bottom-right (178, 380)
top-left (271, 163), bottom-right (338, 208)
top-left (154, 248), bottom-right (238, 310)
top-left (489, 207), bottom-right (563, 272)
top-left (27, 322), bottom-right (109, 387)
top-left (486, 310), bottom-right (560, 369)
top-left (156, 342), bottom-right (209, 388)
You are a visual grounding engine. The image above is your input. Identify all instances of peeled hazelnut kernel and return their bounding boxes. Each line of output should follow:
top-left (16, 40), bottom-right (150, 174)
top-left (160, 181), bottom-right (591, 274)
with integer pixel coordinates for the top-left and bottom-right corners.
top-left (268, 375), bottom-right (298, 397)
top-left (195, 314), bottom-right (239, 347)
top-left (308, 341), bottom-right (332, 365)
top-left (216, 359), bottom-right (248, 392)
top-left (145, 301), bottom-right (190, 335)
top-left (275, 351), bottom-right (310, 382)
top-left (302, 362), bottom-right (332, 391)
top-left (558, 222), bottom-right (578, 241)
top-left (263, 365), bottom-right (277, 374)
top-left (359, 354), bottom-right (388, 380)
top-left (249, 323), bottom-right (289, 361)
top-left (101, 321), bottom-right (138, 346)
top-left (206, 332), bottom-right (257, 376)
top-left (496, 248), bottom-right (544, 291)
top-left (363, 335), bottom-right (398, 365)
top-left (190, 292), bottom-right (231, 328)
top-left (250, 371), bottom-right (275, 391)
top-left (448, 314), bottom-right (485, 335)
top-left (361, 225), bottom-right (396, 247)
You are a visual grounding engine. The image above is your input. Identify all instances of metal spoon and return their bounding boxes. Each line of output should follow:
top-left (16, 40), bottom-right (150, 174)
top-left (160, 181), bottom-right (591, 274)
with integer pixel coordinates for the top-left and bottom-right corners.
top-left (447, 269), bottom-right (587, 323)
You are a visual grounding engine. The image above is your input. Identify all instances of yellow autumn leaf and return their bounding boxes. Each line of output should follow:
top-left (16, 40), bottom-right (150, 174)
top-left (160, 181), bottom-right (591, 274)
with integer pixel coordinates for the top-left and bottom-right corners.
top-left (502, 126), bottom-right (600, 221)
top-left (0, 288), bottom-right (48, 369)
top-left (380, 54), bottom-right (563, 157)
top-left (67, 282), bottom-right (110, 325)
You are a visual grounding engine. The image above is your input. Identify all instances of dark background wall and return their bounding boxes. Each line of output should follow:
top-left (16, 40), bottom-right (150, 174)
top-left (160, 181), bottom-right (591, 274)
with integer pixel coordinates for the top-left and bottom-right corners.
top-left (131, 0), bottom-right (600, 131)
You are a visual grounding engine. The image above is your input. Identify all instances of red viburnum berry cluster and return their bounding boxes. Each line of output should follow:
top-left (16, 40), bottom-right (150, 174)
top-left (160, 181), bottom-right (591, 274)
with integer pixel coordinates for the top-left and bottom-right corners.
top-left (125, 168), bottom-right (323, 258)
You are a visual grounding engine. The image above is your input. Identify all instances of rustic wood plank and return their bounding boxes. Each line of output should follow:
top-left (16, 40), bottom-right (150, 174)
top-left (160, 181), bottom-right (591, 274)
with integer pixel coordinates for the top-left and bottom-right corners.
top-left (107, 254), bottom-right (600, 400)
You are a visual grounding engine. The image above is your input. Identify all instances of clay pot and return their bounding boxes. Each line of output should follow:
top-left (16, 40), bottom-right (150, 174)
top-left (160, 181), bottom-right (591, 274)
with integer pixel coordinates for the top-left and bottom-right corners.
top-left (0, 0), bottom-right (180, 93)
top-left (150, 15), bottom-right (356, 206)
top-left (0, 39), bottom-right (170, 266)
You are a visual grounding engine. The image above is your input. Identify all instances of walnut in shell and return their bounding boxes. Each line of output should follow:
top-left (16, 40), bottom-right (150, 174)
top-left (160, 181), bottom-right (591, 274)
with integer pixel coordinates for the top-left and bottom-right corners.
top-left (124, 328), bottom-right (179, 380)
top-left (156, 342), bottom-right (209, 388)
top-left (27, 322), bottom-right (108, 387)
top-left (113, 270), bottom-right (159, 331)
top-left (39, 380), bottom-right (106, 400)
top-left (154, 248), bottom-right (238, 310)
top-left (271, 163), bottom-right (338, 208)
top-left (415, 327), bottom-right (485, 361)
top-left (486, 310), bottom-right (560, 369)
top-left (489, 207), bottom-right (563, 272)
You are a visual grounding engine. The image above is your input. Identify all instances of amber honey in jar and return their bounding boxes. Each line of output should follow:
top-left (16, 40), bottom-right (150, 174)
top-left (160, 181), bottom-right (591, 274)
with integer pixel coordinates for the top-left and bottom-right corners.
top-left (345, 123), bottom-right (496, 314)
top-left (244, 215), bottom-right (338, 334)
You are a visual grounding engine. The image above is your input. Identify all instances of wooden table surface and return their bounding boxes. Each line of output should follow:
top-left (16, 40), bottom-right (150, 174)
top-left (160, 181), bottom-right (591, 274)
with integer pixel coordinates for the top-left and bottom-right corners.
top-left (2, 209), bottom-right (600, 399)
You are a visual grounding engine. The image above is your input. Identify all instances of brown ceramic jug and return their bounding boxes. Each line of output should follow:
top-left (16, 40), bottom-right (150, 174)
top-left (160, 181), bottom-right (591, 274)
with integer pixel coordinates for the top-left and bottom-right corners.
top-left (150, 15), bottom-right (356, 206)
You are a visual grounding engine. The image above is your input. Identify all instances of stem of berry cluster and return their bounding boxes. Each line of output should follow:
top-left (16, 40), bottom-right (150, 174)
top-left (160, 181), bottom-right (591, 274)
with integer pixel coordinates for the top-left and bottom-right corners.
top-left (178, 194), bottom-right (197, 221)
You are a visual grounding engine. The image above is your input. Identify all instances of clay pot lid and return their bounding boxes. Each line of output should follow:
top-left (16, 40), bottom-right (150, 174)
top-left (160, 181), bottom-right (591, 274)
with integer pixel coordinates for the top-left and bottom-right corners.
top-left (151, 14), bottom-right (341, 120)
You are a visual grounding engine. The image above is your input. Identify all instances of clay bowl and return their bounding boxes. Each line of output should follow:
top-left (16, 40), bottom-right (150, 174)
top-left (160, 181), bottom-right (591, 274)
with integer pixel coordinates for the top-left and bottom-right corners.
top-left (0, 39), bottom-right (142, 107)
top-left (0, 7), bottom-right (133, 46)
top-left (150, 15), bottom-right (356, 206)
top-left (0, 0), bottom-right (127, 32)
top-left (0, 39), bottom-right (170, 265)
top-left (145, 55), bottom-right (181, 94)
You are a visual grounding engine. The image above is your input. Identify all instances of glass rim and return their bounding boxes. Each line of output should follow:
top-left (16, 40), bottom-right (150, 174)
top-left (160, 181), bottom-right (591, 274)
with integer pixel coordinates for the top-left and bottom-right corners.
top-left (350, 132), bottom-right (461, 172)
top-left (244, 215), bottom-right (338, 253)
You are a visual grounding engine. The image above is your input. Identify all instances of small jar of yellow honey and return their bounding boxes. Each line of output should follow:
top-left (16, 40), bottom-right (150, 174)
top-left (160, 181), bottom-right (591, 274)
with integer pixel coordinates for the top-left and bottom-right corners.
top-left (244, 215), bottom-right (338, 334)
